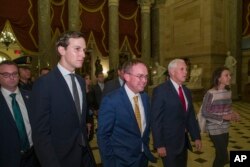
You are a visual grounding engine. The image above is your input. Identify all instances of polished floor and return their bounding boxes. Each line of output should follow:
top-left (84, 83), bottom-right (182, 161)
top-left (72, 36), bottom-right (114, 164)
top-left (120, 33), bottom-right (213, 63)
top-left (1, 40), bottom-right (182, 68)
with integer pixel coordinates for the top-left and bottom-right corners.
top-left (89, 101), bottom-right (250, 167)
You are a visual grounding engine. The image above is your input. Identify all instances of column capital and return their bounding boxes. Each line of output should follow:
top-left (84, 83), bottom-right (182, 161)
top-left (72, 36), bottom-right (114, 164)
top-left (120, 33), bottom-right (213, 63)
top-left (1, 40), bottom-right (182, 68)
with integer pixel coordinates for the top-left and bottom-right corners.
top-left (137, 0), bottom-right (153, 6)
top-left (141, 4), bottom-right (151, 13)
top-left (109, 0), bottom-right (119, 6)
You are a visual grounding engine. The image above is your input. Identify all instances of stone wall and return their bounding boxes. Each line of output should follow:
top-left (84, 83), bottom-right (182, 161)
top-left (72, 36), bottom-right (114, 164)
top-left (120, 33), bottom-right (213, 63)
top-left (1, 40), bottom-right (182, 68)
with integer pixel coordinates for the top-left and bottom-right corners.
top-left (152, 0), bottom-right (241, 100)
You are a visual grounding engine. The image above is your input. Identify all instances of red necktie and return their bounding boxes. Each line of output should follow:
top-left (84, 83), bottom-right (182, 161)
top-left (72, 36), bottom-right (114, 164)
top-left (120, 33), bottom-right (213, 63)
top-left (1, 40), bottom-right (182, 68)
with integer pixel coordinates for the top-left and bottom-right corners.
top-left (178, 86), bottom-right (186, 111)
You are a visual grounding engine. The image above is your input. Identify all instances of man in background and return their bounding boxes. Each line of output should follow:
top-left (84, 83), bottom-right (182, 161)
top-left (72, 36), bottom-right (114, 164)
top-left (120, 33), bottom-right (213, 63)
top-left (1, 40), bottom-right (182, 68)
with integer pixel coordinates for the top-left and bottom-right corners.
top-left (93, 71), bottom-right (105, 113)
top-left (13, 56), bottom-right (33, 91)
top-left (0, 60), bottom-right (40, 167)
top-left (39, 67), bottom-right (50, 76)
top-left (102, 63), bottom-right (124, 96)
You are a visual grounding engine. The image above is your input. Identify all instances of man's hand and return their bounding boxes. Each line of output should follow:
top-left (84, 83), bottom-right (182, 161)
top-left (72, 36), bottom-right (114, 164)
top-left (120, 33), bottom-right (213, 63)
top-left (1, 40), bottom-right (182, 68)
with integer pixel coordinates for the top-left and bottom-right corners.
top-left (157, 147), bottom-right (167, 157)
top-left (194, 139), bottom-right (202, 151)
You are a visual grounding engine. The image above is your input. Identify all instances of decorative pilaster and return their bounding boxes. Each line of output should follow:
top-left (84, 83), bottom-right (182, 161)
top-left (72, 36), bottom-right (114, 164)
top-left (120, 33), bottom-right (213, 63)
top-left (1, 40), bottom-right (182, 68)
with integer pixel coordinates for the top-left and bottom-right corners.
top-left (227, 0), bottom-right (242, 99)
top-left (108, 0), bottom-right (119, 70)
top-left (68, 0), bottom-right (80, 31)
top-left (138, 1), bottom-right (151, 65)
top-left (38, 0), bottom-right (51, 69)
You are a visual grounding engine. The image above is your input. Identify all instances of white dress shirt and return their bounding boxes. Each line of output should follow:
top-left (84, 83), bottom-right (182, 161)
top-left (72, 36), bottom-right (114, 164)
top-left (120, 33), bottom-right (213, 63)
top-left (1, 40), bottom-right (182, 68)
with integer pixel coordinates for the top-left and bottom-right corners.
top-left (124, 84), bottom-right (146, 135)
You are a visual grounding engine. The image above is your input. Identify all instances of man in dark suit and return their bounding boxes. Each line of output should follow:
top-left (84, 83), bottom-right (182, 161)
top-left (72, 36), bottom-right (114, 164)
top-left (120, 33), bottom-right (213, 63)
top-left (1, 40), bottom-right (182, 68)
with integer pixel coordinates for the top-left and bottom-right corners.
top-left (151, 58), bottom-right (202, 167)
top-left (102, 63), bottom-right (124, 96)
top-left (0, 60), bottom-right (40, 167)
top-left (97, 59), bottom-right (156, 167)
top-left (30, 31), bottom-right (96, 167)
top-left (13, 56), bottom-right (33, 91)
top-left (93, 71), bottom-right (105, 110)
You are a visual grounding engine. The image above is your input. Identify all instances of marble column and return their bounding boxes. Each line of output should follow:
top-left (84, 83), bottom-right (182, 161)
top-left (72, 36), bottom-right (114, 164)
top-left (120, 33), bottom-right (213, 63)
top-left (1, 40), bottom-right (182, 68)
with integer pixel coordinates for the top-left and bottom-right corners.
top-left (227, 0), bottom-right (242, 99)
top-left (38, 0), bottom-right (51, 69)
top-left (68, 0), bottom-right (80, 31)
top-left (139, 1), bottom-right (151, 65)
top-left (151, 0), bottom-right (165, 64)
top-left (108, 0), bottom-right (119, 70)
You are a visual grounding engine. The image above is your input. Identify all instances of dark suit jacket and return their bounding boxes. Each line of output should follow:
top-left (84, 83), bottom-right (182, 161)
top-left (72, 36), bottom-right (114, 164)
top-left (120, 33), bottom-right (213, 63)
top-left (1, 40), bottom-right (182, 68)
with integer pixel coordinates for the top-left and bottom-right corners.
top-left (97, 86), bottom-right (155, 167)
top-left (0, 88), bottom-right (34, 167)
top-left (102, 78), bottom-right (121, 97)
top-left (30, 67), bottom-right (95, 167)
top-left (151, 80), bottom-right (201, 156)
top-left (93, 83), bottom-right (104, 109)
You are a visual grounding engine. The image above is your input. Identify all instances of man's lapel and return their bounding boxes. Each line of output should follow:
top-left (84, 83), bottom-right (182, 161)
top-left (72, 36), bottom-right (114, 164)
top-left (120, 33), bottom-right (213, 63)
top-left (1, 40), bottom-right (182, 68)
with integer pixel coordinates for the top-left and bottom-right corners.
top-left (121, 87), bottom-right (141, 134)
top-left (0, 91), bottom-right (17, 129)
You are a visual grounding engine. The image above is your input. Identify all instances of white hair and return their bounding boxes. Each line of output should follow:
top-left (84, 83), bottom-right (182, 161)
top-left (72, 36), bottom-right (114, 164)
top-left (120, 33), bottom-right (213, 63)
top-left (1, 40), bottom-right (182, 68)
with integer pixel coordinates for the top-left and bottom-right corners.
top-left (168, 59), bottom-right (185, 71)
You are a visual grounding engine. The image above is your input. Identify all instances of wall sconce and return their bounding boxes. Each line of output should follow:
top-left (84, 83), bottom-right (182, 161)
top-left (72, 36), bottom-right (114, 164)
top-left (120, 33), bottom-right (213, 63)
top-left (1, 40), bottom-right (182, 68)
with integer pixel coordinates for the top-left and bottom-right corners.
top-left (0, 31), bottom-right (16, 50)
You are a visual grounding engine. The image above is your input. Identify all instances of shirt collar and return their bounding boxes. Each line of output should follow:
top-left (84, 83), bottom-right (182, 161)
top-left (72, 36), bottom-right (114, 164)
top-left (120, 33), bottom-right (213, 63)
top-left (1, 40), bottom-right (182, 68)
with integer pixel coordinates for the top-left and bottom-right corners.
top-left (124, 84), bottom-right (139, 100)
top-left (57, 63), bottom-right (75, 76)
top-left (170, 78), bottom-right (182, 90)
top-left (1, 86), bottom-right (21, 97)
top-left (118, 77), bottom-right (124, 86)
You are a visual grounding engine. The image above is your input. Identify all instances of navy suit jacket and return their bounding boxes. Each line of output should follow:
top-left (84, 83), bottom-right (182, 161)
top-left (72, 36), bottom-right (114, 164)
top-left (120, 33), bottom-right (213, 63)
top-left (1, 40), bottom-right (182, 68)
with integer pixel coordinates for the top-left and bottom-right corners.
top-left (97, 86), bottom-right (155, 167)
top-left (30, 67), bottom-right (94, 167)
top-left (0, 88), bottom-right (32, 167)
top-left (151, 80), bottom-right (201, 155)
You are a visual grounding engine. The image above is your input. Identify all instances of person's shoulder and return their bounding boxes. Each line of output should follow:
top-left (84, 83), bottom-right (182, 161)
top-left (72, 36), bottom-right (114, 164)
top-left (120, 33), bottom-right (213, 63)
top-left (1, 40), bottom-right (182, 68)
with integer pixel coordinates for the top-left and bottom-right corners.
top-left (19, 88), bottom-right (31, 96)
top-left (33, 68), bottom-right (57, 87)
top-left (105, 78), bottom-right (115, 85)
top-left (206, 88), bottom-right (219, 96)
top-left (153, 81), bottom-right (168, 92)
top-left (102, 87), bottom-right (122, 101)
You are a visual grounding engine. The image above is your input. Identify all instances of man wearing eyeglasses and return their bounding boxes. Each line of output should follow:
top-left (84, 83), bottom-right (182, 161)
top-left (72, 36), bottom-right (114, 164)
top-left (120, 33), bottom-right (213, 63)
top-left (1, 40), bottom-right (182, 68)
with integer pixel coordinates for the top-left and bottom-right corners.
top-left (97, 59), bottom-right (156, 167)
top-left (0, 60), bottom-right (40, 167)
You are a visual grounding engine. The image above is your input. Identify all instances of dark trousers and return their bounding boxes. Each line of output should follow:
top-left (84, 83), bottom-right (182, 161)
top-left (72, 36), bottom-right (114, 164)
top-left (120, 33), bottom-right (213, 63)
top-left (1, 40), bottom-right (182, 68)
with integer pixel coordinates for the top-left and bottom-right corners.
top-left (81, 146), bottom-right (97, 167)
top-left (162, 147), bottom-right (187, 167)
top-left (209, 133), bottom-right (229, 167)
top-left (135, 153), bottom-right (148, 167)
top-left (20, 147), bottom-right (41, 167)
top-left (113, 152), bottom-right (148, 167)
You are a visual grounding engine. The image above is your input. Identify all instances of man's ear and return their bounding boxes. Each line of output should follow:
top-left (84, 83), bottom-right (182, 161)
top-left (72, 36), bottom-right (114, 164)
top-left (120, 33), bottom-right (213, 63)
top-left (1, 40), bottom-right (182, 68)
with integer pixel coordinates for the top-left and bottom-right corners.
top-left (123, 73), bottom-right (129, 82)
top-left (58, 46), bottom-right (65, 56)
top-left (168, 69), bottom-right (173, 76)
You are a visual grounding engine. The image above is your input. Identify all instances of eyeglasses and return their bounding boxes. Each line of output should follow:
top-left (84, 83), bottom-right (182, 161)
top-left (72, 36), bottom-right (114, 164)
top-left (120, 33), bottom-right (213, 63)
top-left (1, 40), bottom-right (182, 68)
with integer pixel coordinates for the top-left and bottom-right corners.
top-left (0, 72), bottom-right (19, 78)
top-left (127, 73), bottom-right (148, 80)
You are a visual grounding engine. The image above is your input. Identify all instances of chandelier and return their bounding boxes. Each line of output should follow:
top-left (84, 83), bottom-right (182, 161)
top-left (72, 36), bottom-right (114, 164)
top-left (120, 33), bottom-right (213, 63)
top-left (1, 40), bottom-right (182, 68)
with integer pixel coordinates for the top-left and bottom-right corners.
top-left (0, 31), bottom-right (16, 50)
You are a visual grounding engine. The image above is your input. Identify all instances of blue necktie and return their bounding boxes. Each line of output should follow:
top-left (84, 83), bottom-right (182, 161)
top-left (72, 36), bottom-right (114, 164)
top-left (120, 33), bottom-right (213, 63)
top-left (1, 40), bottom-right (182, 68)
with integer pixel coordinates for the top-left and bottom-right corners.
top-left (10, 93), bottom-right (30, 151)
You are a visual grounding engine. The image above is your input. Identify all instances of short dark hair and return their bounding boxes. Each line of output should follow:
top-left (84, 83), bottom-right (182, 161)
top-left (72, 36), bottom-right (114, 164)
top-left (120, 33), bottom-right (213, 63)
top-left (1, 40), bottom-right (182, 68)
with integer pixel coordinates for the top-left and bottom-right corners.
top-left (122, 59), bottom-right (147, 74)
top-left (55, 31), bottom-right (85, 56)
top-left (40, 67), bottom-right (51, 74)
top-left (0, 60), bottom-right (18, 69)
top-left (82, 73), bottom-right (90, 79)
top-left (95, 71), bottom-right (104, 78)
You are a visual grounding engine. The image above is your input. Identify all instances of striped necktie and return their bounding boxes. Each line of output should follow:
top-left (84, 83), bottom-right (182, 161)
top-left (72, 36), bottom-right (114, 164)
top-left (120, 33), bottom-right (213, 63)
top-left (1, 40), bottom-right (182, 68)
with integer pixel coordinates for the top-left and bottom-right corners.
top-left (133, 96), bottom-right (142, 132)
top-left (69, 74), bottom-right (82, 123)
